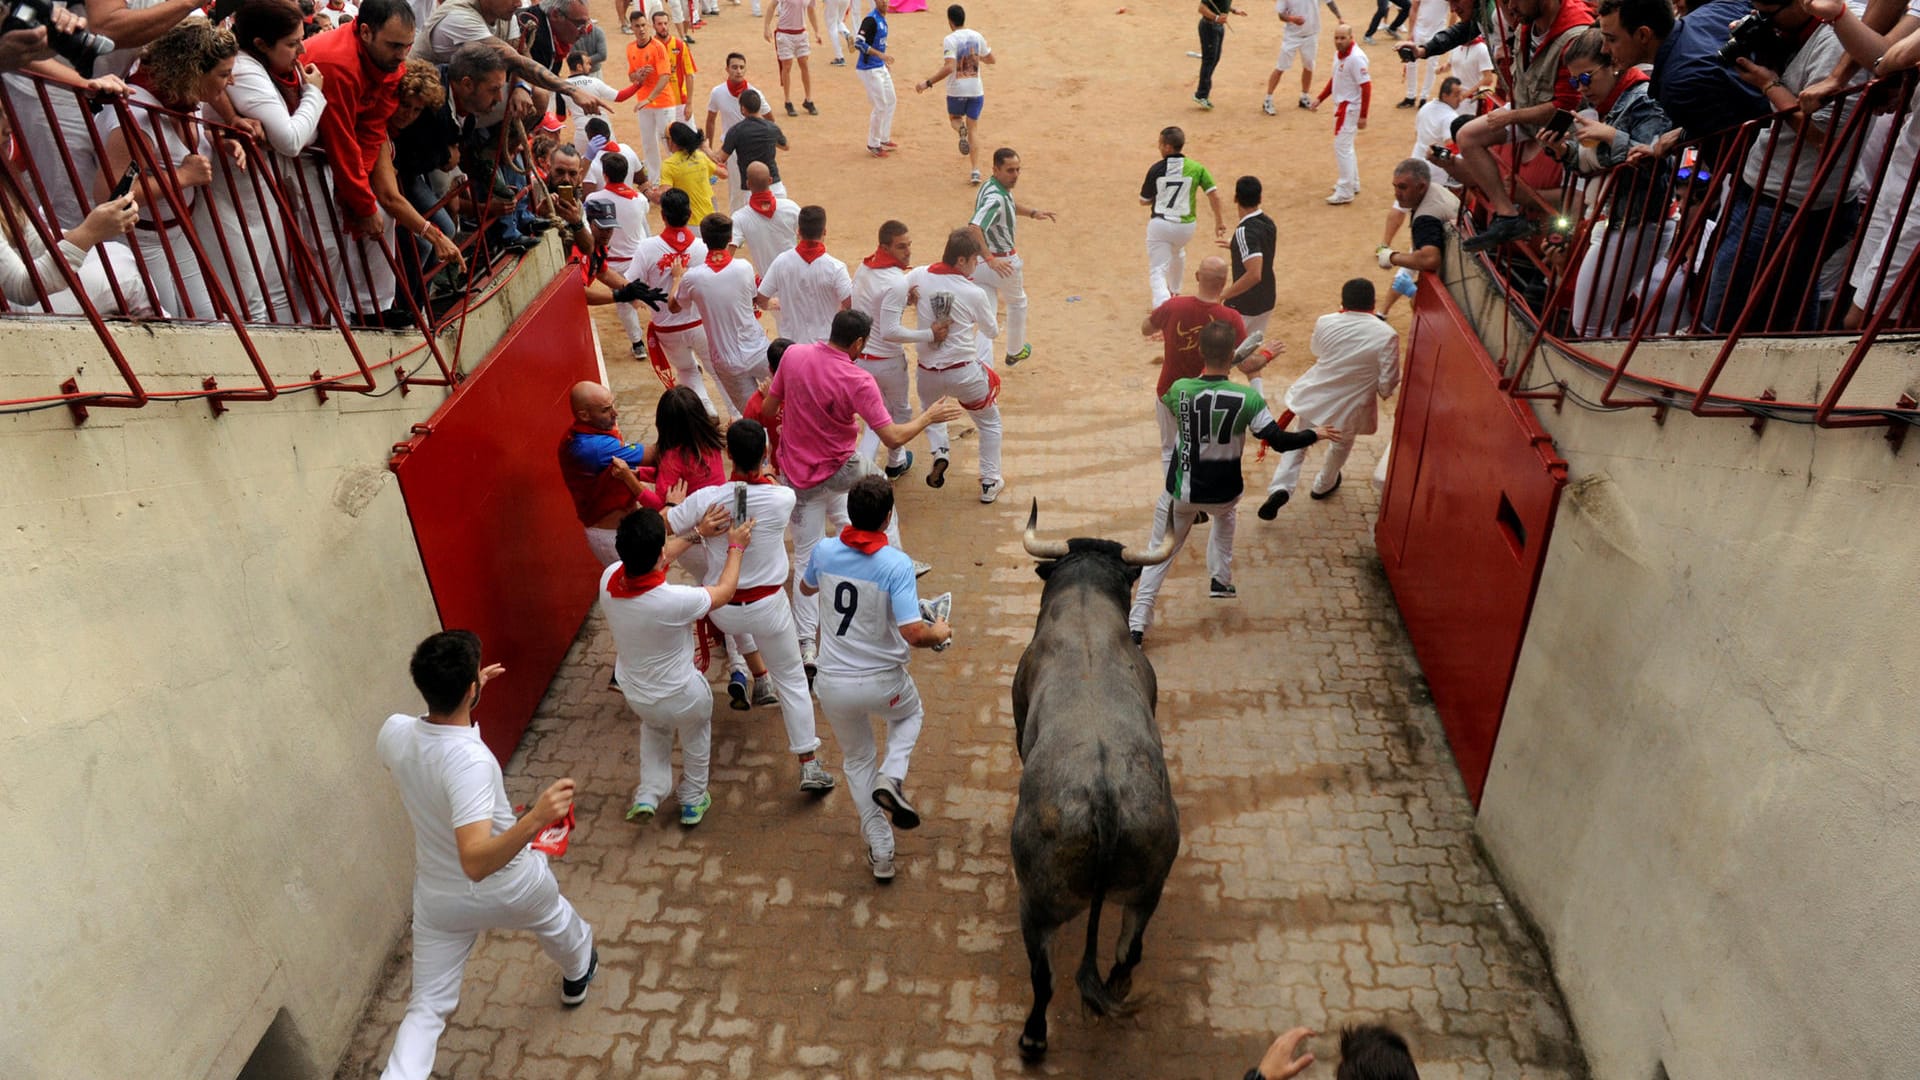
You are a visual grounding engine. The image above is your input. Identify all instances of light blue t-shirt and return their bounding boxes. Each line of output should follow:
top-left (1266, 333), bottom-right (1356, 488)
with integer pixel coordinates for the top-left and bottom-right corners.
top-left (803, 537), bottom-right (919, 676)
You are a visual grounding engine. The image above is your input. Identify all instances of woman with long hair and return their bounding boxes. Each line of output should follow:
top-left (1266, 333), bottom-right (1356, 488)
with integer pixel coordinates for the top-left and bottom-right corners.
top-left (225, 0), bottom-right (327, 323)
top-left (651, 385), bottom-right (727, 495)
top-left (99, 19), bottom-right (245, 319)
top-left (369, 60), bottom-right (465, 313)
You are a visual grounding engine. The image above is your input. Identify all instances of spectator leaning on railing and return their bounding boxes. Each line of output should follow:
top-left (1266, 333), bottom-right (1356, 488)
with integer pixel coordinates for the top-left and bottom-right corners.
top-left (225, 0), bottom-right (329, 323)
top-left (374, 58), bottom-right (467, 307)
top-left (1609, 0), bottom-right (1769, 166)
top-left (0, 99), bottom-right (146, 315)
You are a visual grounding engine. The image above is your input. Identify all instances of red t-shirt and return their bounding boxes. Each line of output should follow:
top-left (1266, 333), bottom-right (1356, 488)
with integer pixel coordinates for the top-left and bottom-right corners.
top-left (1148, 297), bottom-right (1247, 398)
top-left (744, 389), bottom-right (782, 474)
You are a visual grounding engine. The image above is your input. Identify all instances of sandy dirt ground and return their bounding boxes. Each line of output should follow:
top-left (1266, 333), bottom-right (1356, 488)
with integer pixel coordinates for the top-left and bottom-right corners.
top-left (339, 3), bottom-right (1585, 1078)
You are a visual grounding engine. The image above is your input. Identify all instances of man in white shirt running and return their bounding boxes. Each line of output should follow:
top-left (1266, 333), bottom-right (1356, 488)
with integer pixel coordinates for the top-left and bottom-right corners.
top-left (670, 212), bottom-right (773, 420)
top-left (762, 0), bottom-right (822, 116)
top-left (800, 475), bottom-right (952, 881)
top-left (756, 204), bottom-right (853, 344)
top-left (912, 3), bottom-right (994, 184)
top-left (966, 147), bottom-right (1057, 368)
top-left (631, 188), bottom-right (720, 415)
top-left (1265, 0), bottom-right (1340, 113)
top-left (601, 504), bottom-right (758, 825)
top-left (902, 228), bottom-right (1004, 503)
top-left (1261, 277), bottom-right (1399, 514)
top-left (704, 52), bottom-right (773, 213)
top-left (376, 631), bottom-right (596, 1080)
top-left (583, 156), bottom-right (654, 359)
top-left (731, 161), bottom-right (802, 264)
top-left (853, 218), bottom-right (924, 480)
top-left (668, 420), bottom-right (837, 793)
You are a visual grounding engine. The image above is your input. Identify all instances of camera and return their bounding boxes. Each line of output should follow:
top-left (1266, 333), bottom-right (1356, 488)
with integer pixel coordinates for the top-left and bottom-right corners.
top-left (1428, 142), bottom-right (1455, 162)
top-left (2, 0), bottom-right (114, 68)
top-left (1396, 43), bottom-right (1418, 62)
top-left (1717, 10), bottom-right (1790, 70)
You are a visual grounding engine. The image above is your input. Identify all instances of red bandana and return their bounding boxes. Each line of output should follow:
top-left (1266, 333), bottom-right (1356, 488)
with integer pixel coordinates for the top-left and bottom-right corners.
top-left (726, 78), bottom-right (748, 97)
top-left (862, 247), bottom-right (907, 271)
top-left (655, 226), bottom-right (696, 272)
top-left (794, 240), bottom-right (827, 264)
top-left (748, 191), bottom-right (778, 218)
top-left (1595, 67), bottom-right (1650, 117)
top-left (729, 470), bottom-right (778, 484)
top-left (606, 567), bottom-right (667, 597)
top-left (929, 261), bottom-right (967, 276)
top-left (570, 420), bottom-right (623, 440)
top-left (1337, 43), bottom-right (1353, 59)
top-left (705, 249), bottom-right (734, 272)
top-left (839, 525), bottom-right (889, 554)
top-left (603, 139), bottom-right (623, 155)
top-left (605, 182), bottom-right (640, 199)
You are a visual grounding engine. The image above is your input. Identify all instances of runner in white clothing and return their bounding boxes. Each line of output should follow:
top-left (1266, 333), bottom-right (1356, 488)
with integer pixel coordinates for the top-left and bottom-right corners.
top-left (1262, 278), bottom-right (1399, 511)
top-left (731, 161), bottom-right (802, 262)
top-left (704, 53), bottom-right (774, 213)
top-left (601, 504), bottom-right (757, 824)
top-left (1311, 24), bottom-right (1370, 204)
top-left (755, 204), bottom-right (854, 343)
top-left (852, 219), bottom-right (923, 479)
top-left (800, 475), bottom-right (952, 881)
top-left (667, 420), bottom-right (838, 793)
top-left (631, 189), bottom-right (720, 415)
top-left (671, 212), bottom-right (774, 418)
top-left (902, 228), bottom-right (1004, 502)
top-left (376, 631), bottom-right (596, 1080)
top-left (966, 147), bottom-right (1057, 368)
top-left (584, 162), bottom-right (655, 358)
top-left (1264, 0), bottom-right (1342, 113)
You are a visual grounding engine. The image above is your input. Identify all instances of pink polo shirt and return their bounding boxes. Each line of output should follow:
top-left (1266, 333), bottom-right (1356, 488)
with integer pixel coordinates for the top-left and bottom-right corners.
top-left (767, 342), bottom-right (895, 489)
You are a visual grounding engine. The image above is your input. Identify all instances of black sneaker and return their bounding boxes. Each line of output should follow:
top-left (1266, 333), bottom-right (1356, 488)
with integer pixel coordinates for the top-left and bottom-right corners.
top-left (1397, 96), bottom-right (1417, 108)
top-left (1310, 473), bottom-right (1344, 500)
top-left (560, 947), bottom-right (598, 1007)
top-left (785, 101), bottom-right (798, 116)
top-left (926, 456), bottom-right (948, 488)
top-left (1209, 578), bottom-right (1237, 599)
top-left (1257, 490), bottom-right (1290, 520)
top-left (885, 450), bottom-right (915, 480)
top-left (1461, 213), bottom-right (1537, 252)
top-left (803, 100), bottom-right (818, 115)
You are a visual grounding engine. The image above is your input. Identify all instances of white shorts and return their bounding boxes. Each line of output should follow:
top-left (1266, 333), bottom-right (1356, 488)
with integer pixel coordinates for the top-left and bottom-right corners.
top-left (775, 32), bottom-right (810, 60)
top-left (1275, 34), bottom-right (1314, 71)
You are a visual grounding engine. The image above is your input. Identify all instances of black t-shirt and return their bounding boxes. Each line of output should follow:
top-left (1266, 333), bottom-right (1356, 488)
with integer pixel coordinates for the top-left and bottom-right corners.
top-left (1200, 0), bottom-right (1233, 14)
top-left (721, 117), bottom-right (787, 184)
top-left (1226, 211), bottom-right (1276, 317)
top-left (1410, 213), bottom-right (1447, 256)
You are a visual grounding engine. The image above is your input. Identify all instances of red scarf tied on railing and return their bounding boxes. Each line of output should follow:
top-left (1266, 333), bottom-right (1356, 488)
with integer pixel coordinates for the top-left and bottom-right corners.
top-left (839, 525), bottom-right (889, 554)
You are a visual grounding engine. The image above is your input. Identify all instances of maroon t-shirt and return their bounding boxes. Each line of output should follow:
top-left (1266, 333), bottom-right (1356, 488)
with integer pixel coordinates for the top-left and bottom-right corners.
top-left (1148, 297), bottom-right (1247, 398)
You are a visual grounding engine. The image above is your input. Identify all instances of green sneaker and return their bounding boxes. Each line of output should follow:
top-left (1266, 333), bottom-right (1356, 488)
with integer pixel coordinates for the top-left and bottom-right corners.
top-left (679, 791), bottom-right (713, 826)
top-left (625, 800), bottom-right (656, 822)
top-left (1005, 343), bottom-right (1031, 366)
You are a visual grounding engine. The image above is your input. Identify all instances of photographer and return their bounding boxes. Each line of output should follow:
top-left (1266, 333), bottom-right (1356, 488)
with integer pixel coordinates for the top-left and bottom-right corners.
top-left (1610, 0), bottom-right (1769, 167)
top-left (1700, 0), bottom-right (1856, 331)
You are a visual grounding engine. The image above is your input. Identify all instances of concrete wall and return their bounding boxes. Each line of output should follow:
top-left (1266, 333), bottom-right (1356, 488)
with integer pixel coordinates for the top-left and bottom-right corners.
top-left (0, 244), bottom-right (566, 1079)
top-left (1474, 329), bottom-right (1920, 1079)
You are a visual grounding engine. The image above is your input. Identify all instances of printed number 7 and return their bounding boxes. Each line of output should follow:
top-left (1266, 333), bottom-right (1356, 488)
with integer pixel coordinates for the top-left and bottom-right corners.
top-left (833, 582), bottom-right (859, 636)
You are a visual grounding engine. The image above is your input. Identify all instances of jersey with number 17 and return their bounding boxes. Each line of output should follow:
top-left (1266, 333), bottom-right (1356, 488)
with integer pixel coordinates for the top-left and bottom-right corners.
top-left (802, 537), bottom-right (922, 677)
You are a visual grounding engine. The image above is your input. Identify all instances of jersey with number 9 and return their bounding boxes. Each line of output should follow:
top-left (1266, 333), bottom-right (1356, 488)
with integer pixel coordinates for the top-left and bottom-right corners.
top-left (802, 537), bottom-right (924, 677)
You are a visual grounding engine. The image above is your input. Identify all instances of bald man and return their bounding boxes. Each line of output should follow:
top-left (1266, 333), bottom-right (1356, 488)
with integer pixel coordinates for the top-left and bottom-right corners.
top-left (730, 162), bottom-right (802, 266)
top-left (558, 382), bottom-right (656, 567)
top-left (1142, 255), bottom-right (1249, 473)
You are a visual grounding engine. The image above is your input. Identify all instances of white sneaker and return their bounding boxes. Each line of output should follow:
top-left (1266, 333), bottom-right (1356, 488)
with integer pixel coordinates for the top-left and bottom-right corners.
top-left (912, 559), bottom-right (932, 578)
top-left (1325, 192), bottom-right (1356, 205)
top-left (1262, 96), bottom-right (1276, 116)
top-left (751, 674), bottom-right (777, 706)
top-left (1297, 93), bottom-right (1313, 109)
top-left (979, 478), bottom-right (1004, 503)
top-left (799, 758), bottom-right (836, 792)
top-left (867, 845), bottom-right (896, 882)
top-left (800, 640), bottom-right (817, 679)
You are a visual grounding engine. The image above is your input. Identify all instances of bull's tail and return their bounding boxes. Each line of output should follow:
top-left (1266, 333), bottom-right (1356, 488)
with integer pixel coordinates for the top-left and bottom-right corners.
top-left (1075, 770), bottom-right (1133, 1018)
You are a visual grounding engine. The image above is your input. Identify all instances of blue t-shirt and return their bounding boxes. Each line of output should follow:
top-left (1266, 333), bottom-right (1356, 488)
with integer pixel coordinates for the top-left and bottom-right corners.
top-left (854, 11), bottom-right (888, 72)
top-left (803, 536), bottom-right (919, 675)
top-left (1651, 0), bottom-right (1769, 143)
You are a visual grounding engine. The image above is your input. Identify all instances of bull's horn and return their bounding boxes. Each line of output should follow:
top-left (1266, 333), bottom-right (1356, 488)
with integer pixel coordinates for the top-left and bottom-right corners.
top-left (1021, 500), bottom-right (1071, 560)
top-left (1120, 531), bottom-right (1177, 566)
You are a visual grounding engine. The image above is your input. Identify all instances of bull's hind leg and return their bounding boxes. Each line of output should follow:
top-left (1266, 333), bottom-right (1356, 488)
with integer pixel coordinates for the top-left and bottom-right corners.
top-left (1105, 879), bottom-right (1166, 1003)
top-left (1019, 898), bottom-right (1058, 1060)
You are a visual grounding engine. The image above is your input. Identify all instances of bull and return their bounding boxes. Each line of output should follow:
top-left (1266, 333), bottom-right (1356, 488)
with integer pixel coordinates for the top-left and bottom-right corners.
top-left (1010, 501), bottom-right (1181, 1059)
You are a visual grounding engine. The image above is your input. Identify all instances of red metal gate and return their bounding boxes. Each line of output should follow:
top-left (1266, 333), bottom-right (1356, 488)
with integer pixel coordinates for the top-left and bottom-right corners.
top-left (1377, 283), bottom-right (1568, 805)
top-left (391, 273), bottom-right (603, 762)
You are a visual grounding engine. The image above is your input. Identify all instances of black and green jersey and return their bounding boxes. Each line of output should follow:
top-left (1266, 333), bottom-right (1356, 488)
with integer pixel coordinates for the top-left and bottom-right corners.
top-left (1140, 155), bottom-right (1216, 224)
top-left (1162, 375), bottom-right (1319, 503)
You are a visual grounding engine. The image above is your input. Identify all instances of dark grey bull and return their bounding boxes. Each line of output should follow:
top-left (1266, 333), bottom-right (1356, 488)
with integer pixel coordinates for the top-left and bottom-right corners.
top-left (1010, 501), bottom-right (1181, 1059)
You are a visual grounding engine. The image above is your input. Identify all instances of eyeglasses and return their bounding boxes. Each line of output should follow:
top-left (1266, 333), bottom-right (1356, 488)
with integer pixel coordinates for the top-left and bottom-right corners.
top-left (566, 14), bottom-right (592, 28)
top-left (1566, 71), bottom-right (1593, 89)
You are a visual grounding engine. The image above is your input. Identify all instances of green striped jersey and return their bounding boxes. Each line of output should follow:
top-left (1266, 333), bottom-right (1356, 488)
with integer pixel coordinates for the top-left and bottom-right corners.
top-left (970, 178), bottom-right (1017, 254)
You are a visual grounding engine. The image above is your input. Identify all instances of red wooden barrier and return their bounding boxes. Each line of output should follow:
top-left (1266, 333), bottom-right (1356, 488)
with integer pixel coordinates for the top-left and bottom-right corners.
top-left (1377, 281), bottom-right (1568, 805)
top-left (391, 272), bottom-right (602, 763)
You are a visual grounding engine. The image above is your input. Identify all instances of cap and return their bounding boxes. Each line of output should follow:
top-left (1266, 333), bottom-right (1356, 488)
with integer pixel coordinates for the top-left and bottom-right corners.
top-left (538, 113), bottom-right (564, 133)
top-left (585, 198), bottom-right (619, 228)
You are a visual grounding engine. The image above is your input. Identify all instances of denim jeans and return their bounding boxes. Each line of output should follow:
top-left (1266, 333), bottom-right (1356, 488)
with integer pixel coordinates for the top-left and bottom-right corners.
top-left (1702, 184), bottom-right (1840, 333)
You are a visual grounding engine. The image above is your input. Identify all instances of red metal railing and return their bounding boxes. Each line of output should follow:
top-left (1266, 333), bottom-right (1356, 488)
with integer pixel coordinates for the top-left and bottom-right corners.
top-left (0, 72), bottom-right (549, 422)
top-left (1464, 70), bottom-right (1920, 433)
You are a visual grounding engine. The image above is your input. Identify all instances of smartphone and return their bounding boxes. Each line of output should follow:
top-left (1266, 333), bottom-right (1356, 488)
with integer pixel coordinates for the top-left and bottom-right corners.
top-left (554, 182), bottom-right (576, 200)
top-left (109, 162), bottom-right (139, 201)
top-left (1544, 109), bottom-right (1576, 137)
top-left (733, 481), bottom-right (748, 524)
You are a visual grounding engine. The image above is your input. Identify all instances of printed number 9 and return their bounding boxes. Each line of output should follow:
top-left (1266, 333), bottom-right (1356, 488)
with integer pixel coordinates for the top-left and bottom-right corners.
top-left (833, 582), bottom-right (859, 636)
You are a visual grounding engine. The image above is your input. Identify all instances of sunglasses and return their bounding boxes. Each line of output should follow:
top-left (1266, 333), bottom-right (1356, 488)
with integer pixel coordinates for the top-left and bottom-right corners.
top-left (1567, 71), bottom-right (1594, 89)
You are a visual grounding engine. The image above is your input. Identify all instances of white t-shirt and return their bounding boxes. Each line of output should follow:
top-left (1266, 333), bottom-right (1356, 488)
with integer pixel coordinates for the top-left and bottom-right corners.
top-left (804, 537), bottom-right (920, 677)
top-left (942, 29), bottom-right (990, 98)
top-left (586, 188), bottom-right (651, 265)
top-left (668, 481), bottom-right (797, 589)
top-left (757, 248), bottom-right (853, 344)
top-left (631, 229), bottom-right (708, 313)
top-left (706, 82), bottom-right (771, 144)
top-left (851, 262), bottom-right (909, 360)
top-left (377, 714), bottom-right (535, 896)
top-left (1331, 46), bottom-right (1369, 105)
top-left (599, 563), bottom-right (712, 705)
top-left (1414, 99), bottom-right (1462, 187)
top-left (676, 257), bottom-right (770, 366)
top-left (731, 198), bottom-right (801, 263)
top-left (902, 265), bottom-right (997, 369)
top-left (1276, 0), bottom-right (1319, 40)
top-left (567, 74), bottom-right (621, 103)
top-left (585, 144), bottom-right (647, 190)
top-left (1450, 40), bottom-right (1493, 117)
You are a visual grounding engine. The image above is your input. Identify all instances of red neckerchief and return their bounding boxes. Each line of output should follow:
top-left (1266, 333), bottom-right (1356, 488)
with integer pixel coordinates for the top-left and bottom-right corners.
top-left (603, 139), bottom-right (623, 155)
top-left (794, 240), bottom-right (827, 264)
top-left (605, 182), bottom-right (640, 199)
top-left (862, 247), bottom-right (907, 270)
top-left (929, 261), bottom-right (967, 276)
top-left (706, 249), bottom-right (734, 272)
top-left (269, 61), bottom-right (304, 113)
top-left (748, 191), bottom-right (778, 217)
top-left (570, 420), bottom-right (623, 440)
top-left (1595, 66), bottom-right (1649, 117)
top-left (1337, 42), bottom-right (1354, 59)
top-left (726, 78), bottom-right (748, 97)
top-left (661, 226), bottom-right (695, 253)
top-left (729, 470), bottom-right (778, 484)
top-left (606, 567), bottom-right (667, 597)
top-left (839, 525), bottom-right (889, 554)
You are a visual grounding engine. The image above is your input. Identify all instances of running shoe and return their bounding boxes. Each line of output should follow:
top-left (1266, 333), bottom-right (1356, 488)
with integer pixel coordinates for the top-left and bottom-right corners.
top-left (1193, 95), bottom-right (1213, 110)
top-left (1258, 489), bottom-right (1291, 520)
top-left (956, 119), bottom-right (970, 154)
top-left (1397, 96), bottom-right (1417, 109)
top-left (1130, 629), bottom-right (1144, 646)
top-left (885, 449), bottom-right (915, 480)
top-left (1310, 472), bottom-right (1344, 500)
top-left (679, 791), bottom-right (713, 826)
top-left (752, 674), bottom-right (777, 706)
top-left (1263, 96), bottom-right (1276, 115)
top-left (882, 140), bottom-right (899, 148)
top-left (803, 100), bottom-right (818, 115)
top-left (912, 560), bottom-right (932, 578)
top-left (968, 169), bottom-right (982, 185)
top-left (1209, 578), bottom-right (1237, 599)
top-left (560, 947), bottom-right (598, 1007)
top-left (872, 775), bottom-right (921, 829)
top-left (801, 639), bottom-right (818, 679)
top-left (625, 799), bottom-right (656, 822)
top-left (1297, 93), bottom-right (1313, 109)
top-left (1363, 33), bottom-right (1376, 43)
top-left (1325, 192), bottom-right (1356, 205)
top-left (867, 845), bottom-right (897, 882)
top-left (1005, 343), bottom-right (1031, 366)
top-left (926, 456), bottom-right (949, 488)
top-left (980, 478), bottom-right (1004, 504)
top-left (867, 145), bottom-right (889, 157)
top-left (785, 101), bottom-right (798, 116)
top-left (727, 670), bottom-right (750, 711)
top-left (830, 56), bottom-right (846, 66)
top-left (799, 758), bottom-right (837, 792)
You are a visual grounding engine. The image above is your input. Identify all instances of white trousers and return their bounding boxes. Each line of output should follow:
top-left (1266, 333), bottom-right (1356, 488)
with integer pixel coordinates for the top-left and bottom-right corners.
top-left (791, 453), bottom-right (902, 645)
top-left (711, 346), bottom-right (771, 419)
top-left (381, 864), bottom-right (593, 1080)
top-left (1571, 218), bottom-right (1670, 337)
top-left (857, 65), bottom-right (898, 147)
top-left (815, 668), bottom-right (924, 859)
top-left (1850, 88), bottom-right (1920, 310)
top-left (1146, 217), bottom-right (1196, 307)
top-left (318, 215), bottom-right (399, 319)
top-left (825, 0), bottom-right (853, 58)
top-left (134, 222), bottom-right (218, 321)
top-left (1334, 108), bottom-right (1360, 198)
top-left (970, 253), bottom-right (1027, 363)
top-left (42, 242), bottom-right (166, 318)
top-left (637, 108), bottom-right (673, 186)
top-left (918, 363), bottom-right (1002, 484)
top-left (585, 526), bottom-right (620, 567)
top-left (647, 318), bottom-right (720, 415)
top-left (708, 591), bottom-right (821, 754)
top-left (623, 671), bottom-right (713, 807)
top-left (4, 74), bottom-right (96, 231)
top-left (855, 353), bottom-right (912, 469)
top-left (1269, 427), bottom-right (1355, 496)
top-left (1404, 59), bottom-right (1436, 102)
top-left (1128, 491), bottom-right (1239, 633)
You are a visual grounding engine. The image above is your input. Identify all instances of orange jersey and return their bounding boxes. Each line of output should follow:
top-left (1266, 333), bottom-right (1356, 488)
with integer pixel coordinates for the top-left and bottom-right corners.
top-left (626, 37), bottom-right (670, 105)
top-left (628, 35), bottom-right (696, 109)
